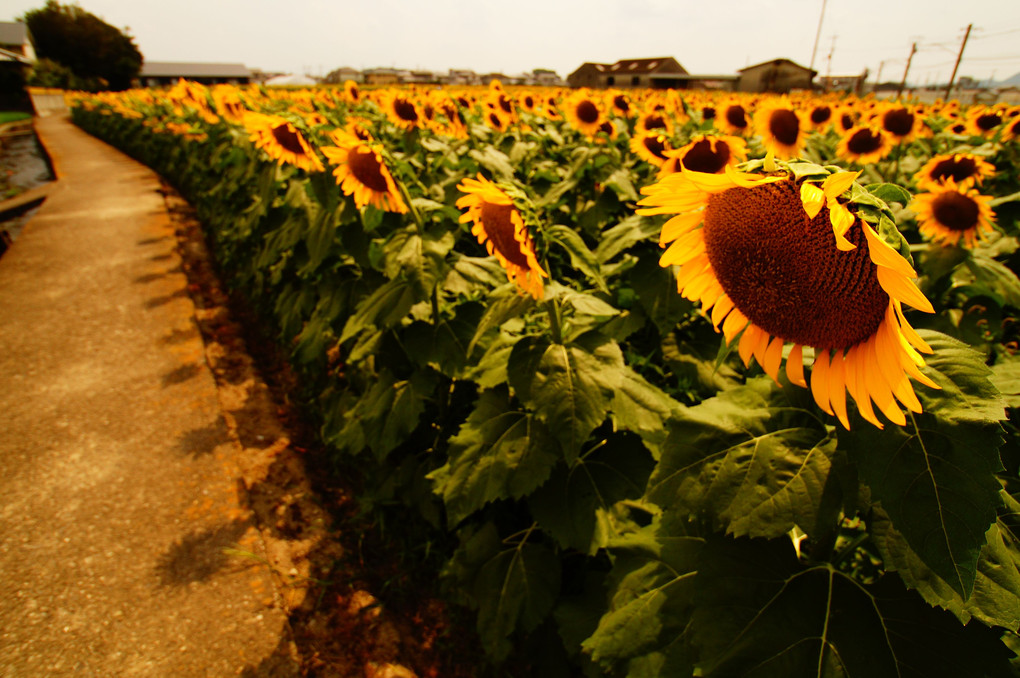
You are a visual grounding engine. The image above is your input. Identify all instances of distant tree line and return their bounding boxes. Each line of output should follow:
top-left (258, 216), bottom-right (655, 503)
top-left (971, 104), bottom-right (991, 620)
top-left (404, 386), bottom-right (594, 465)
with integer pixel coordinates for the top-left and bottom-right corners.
top-left (23, 1), bottom-right (143, 91)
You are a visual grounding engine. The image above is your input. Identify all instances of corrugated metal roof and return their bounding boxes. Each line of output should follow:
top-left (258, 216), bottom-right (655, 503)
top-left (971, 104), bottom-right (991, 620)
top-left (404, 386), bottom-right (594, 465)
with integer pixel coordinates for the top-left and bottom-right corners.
top-left (738, 58), bottom-right (817, 76)
top-left (140, 61), bottom-right (252, 78)
top-left (610, 58), bottom-right (686, 75)
top-left (0, 21), bottom-right (28, 46)
top-left (0, 45), bottom-right (30, 63)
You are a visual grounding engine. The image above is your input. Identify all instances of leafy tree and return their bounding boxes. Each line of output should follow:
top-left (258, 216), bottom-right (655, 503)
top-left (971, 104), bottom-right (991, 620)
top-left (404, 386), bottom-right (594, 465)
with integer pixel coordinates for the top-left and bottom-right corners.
top-left (22, 1), bottom-right (142, 91)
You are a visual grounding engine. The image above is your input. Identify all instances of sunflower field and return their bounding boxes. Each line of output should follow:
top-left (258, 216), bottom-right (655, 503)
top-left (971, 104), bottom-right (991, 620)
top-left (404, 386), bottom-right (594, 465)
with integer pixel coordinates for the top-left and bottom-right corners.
top-left (71, 80), bottom-right (1020, 676)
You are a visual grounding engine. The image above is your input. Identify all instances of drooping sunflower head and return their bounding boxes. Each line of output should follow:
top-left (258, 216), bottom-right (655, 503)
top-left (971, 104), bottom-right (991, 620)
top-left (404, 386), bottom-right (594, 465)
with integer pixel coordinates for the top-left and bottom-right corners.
top-left (610, 91), bottom-right (632, 118)
top-left (658, 135), bottom-right (747, 178)
top-left (630, 131), bottom-right (673, 167)
top-left (211, 85), bottom-right (248, 123)
top-left (753, 96), bottom-right (807, 159)
top-left (836, 124), bottom-right (893, 165)
top-left (320, 131), bottom-right (407, 213)
top-left (455, 174), bottom-right (546, 299)
top-left (910, 181), bottom-right (997, 248)
top-left (914, 153), bottom-right (995, 192)
top-left (343, 80), bottom-right (361, 103)
top-left (564, 90), bottom-right (604, 137)
top-left (242, 112), bottom-right (324, 172)
top-left (637, 162), bottom-right (937, 430)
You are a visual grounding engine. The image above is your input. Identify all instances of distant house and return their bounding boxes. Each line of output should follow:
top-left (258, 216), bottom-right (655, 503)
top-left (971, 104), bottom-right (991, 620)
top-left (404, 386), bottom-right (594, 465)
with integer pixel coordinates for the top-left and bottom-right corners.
top-left (363, 68), bottom-right (400, 85)
top-left (817, 71), bottom-right (869, 95)
top-left (0, 21), bottom-right (35, 63)
top-left (568, 58), bottom-right (688, 89)
top-left (445, 69), bottom-right (481, 86)
top-left (323, 67), bottom-right (363, 85)
top-left (737, 58), bottom-right (816, 93)
top-left (138, 62), bottom-right (252, 87)
top-left (528, 69), bottom-right (564, 87)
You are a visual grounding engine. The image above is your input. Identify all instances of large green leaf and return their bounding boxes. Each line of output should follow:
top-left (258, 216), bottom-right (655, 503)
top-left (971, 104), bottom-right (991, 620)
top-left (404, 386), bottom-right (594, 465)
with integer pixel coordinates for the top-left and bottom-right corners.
top-left (647, 378), bottom-right (839, 539)
top-left (582, 515), bottom-right (703, 673)
top-left (508, 331), bottom-right (625, 462)
top-left (547, 224), bottom-right (609, 292)
top-left (690, 536), bottom-right (1014, 678)
top-left (873, 496), bottom-right (1020, 630)
top-left (475, 541), bottom-right (561, 662)
top-left (338, 277), bottom-right (418, 344)
top-left (428, 387), bottom-right (561, 525)
top-left (382, 224), bottom-right (454, 296)
top-left (594, 215), bottom-right (660, 265)
top-left (529, 433), bottom-right (655, 553)
top-left (844, 331), bottom-right (1005, 598)
top-left (609, 367), bottom-right (682, 458)
top-left (627, 252), bottom-right (694, 334)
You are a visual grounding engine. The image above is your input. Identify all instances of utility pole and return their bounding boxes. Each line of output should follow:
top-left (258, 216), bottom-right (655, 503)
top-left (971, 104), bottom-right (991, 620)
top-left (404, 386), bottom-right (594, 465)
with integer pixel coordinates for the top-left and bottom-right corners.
top-left (896, 42), bottom-right (917, 100)
top-left (944, 23), bottom-right (973, 100)
top-left (825, 35), bottom-right (837, 79)
top-left (809, 0), bottom-right (828, 70)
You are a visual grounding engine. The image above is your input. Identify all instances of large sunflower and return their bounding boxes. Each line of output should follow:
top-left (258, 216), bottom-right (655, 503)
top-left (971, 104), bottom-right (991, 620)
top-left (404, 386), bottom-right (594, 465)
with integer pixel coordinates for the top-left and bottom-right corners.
top-left (875, 104), bottom-right (925, 144)
top-left (910, 181), bottom-right (996, 248)
top-left (753, 97), bottom-right (807, 159)
top-left (637, 165), bottom-right (936, 430)
top-left (717, 99), bottom-right (752, 137)
top-left (382, 92), bottom-right (422, 131)
top-left (242, 112), bottom-right (324, 172)
top-left (836, 124), bottom-right (893, 165)
top-left (456, 174), bottom-right (546, 299)
top-left (966, 105), bottom-right (1005, 137)
top-left (914, 153), bottom-right (995, 192)
top-left (320, 131), bottom-right (407, 213)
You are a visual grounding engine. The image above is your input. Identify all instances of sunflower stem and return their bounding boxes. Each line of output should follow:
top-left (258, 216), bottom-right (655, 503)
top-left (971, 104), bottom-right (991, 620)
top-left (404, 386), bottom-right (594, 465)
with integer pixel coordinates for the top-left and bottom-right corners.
top-left (545, 298), bottom-right (564, 344)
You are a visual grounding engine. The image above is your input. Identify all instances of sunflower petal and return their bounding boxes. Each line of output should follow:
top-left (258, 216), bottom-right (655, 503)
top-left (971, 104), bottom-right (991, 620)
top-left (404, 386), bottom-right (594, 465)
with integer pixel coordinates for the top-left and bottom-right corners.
top-left (828, 350), bottom-right (850, 430)
top-left (810, 350), bottom-right (833, 416)
top-left (762, 336), bottom-right (784, 384)
top-left (822, 170), bottom-right (861, 199)
top-left (786, 344), bottom-right (807, 388)
top-left (877, 267), bottom-right (935, 314)
top-left (659, 211), bottom-right (705, 245)
top-left (722, 307), bottom-right (749, 344)
top-left (800, 183), bottom-right (825, 218)
top-left (862, 221), bottom-right (918, 278)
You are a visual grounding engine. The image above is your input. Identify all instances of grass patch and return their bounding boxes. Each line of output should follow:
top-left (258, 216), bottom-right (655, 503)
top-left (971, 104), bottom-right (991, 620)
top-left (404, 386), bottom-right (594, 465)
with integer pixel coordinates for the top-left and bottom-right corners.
top-left (0, 112), bottom-right (32, 124)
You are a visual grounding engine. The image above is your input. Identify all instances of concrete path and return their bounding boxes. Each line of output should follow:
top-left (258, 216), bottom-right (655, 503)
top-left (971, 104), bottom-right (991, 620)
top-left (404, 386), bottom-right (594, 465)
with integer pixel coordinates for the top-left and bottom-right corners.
top-left (0, 116), bottom-right (303, 675)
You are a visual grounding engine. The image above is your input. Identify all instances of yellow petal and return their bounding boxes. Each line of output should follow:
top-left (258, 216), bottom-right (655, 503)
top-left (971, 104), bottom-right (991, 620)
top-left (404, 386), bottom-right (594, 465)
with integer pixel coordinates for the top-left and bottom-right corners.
top-left (762, 336), bottom-right (784, 384)
top-left (660, 232), bottom-right (707, 267)
top-left (846, 345), bottom-right (884, 429)
top-left (893, 300), bottom-right (934, 351)
top-left (829, 203), bottom-right (857, 251)
top-left (711, 294), bottom-right (734, 329)
top-left (786, 344), bottom-right (807, 388)
top-left (800, 183), bottom-right (825, 219)
top-left (810, 350), bottom-right (833, 416)
top-left (821, 170), bottom-right (861, 199)
top-left (828, 350), bottom-right (850, 430)
top-left (659, 211), bottom-right (705, 246)
top-left (862, 221), bottom-right (917, 279)
top-left (876, 267), bottom-right (935, 315)
top-left (865, 338), bottom-right (906, 426)
top-left (738, 324), bottom-right (759, 368)
top-left (722, 307), bottom-right (749, 344)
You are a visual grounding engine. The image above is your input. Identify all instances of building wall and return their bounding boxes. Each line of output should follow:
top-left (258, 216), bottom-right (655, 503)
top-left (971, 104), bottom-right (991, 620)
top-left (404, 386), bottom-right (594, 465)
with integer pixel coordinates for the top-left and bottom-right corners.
top-left (738, 62), bottom-right (813, 93)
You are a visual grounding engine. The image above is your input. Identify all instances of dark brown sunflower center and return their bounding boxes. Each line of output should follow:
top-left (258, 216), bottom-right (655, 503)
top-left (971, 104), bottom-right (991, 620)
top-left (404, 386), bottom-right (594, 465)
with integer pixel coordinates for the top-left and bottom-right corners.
top-left (839, 113), bottom-right (855, 131)
top-left (348, 85), bottom-right (360, 100)
top-left (576, 100), bottom-right (599, 124)
top-left (614, 95), bottom-right (630, 113)
top-left (682, 139), bottom-right (730, 174)
top-left (524, 95), bottom-right (535, 108)
top-left (488, 112), bottom-right (503, 128)
top-left (725, 105), bottom-right (748, 129)
top-left (498, 94), bottom-right (513, 114)
top-left (932, 191), bottom-right (979, 231)
top-left (928, 157), bottom-right (978, 184)
top-left (883, 108), bottom-right (914, 136)
top-left (393, 98), bottom-right (418, 122)
top-left (847, 128), bottom-right (884, 154)
top-left (271, 124), bottom-right (307, 155)
top-left (702, 107), bottom-right (716, 120)
top-left (643, 114), bottom-right (667, 130)
top-left (702, 180), bottom-right (888, 350)
top-left (643, 135), bottom-right (668, 159)
top-left (1008, 119), bottom-right (1020, 136)
top-left (478, 202), bottom-right (530, 268)
top-left (769, 109), bottom-right (800, 146)
top-left (810, 106), bottom-right (831, 124)
top-left (598, 121), bottom-right (614, 135)
top-left (347, 146), bottom-right (391, 193)
top-left (976, 113), bottom-right (1002, 131)
top-left (950, 123), bottom-right (967, 134)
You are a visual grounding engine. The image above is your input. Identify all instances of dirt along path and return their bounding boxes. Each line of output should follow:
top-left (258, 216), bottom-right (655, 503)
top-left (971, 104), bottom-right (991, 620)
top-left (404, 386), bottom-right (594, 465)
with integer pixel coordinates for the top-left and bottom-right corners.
top-left (0, 116), bottom-right (460, 677)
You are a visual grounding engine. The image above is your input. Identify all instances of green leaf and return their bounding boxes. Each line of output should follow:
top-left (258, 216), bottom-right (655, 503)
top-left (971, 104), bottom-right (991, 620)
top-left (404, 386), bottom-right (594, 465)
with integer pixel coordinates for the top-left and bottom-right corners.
top-left (382, 224), bottom-right (454, 296)
top-left (610, 367), bottom-right (682, 459)
top-left (960, 255), bottom-right (1020, 308)
top-left (442, 253), bottom-right (508, 296)
top-left (604, 167), bottom-right (640, 202)
top-left (582, 515), bottom-right (703, 671)
top-left (468, 147), bottom-right (515, 183)
top-left (865, 182), bottom-right (913, 207)
top-left (547, 224), bottom-right (609, 293)
top-left (330, 369), bottom-right (437, 461)
top-left (691, 537), bottom-right (1014, 678)
top-left (402, 303), bottom-right (482, 376)
top-left (843, 331), bottom-right (1005, 598)
top-left (509, 332), bottom-right (625, 462)
top-left (428, 387), bottom-right (561, 525)
top-left (466, 287), bottom-right (535, 355)
top-left (338, 277), bottom-right (417, 344)
top-left (475, 542), bottom-right (561, 662)
top-left (991, 357), bottom-right (1020, 409)
top-left (873, 498), bottom-right (1020, 630)
top-left (627, 252), bottom-right (693, 334)
top-left (465, 330), bottom-right (518, 389)
top-left (647, 378), bottom-right (837, 539)
top-left (595, 215), bottom-right (660, 265)
top-left (529, 433), bottom-right (655, 553)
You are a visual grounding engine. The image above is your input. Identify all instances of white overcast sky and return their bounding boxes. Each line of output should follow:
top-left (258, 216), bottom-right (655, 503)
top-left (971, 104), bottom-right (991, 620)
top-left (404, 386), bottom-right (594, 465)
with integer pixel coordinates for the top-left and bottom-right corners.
top-left (5, 0), bottom-right (1020, 84)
